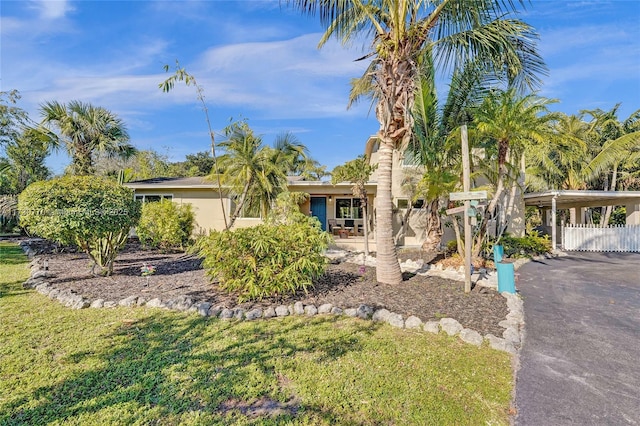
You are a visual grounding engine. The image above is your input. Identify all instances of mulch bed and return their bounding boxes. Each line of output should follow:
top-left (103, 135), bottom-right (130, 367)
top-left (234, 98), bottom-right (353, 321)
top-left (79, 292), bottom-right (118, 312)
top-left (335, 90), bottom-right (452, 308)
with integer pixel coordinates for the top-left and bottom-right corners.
top-left (28, 241), bottom-right (508, 336)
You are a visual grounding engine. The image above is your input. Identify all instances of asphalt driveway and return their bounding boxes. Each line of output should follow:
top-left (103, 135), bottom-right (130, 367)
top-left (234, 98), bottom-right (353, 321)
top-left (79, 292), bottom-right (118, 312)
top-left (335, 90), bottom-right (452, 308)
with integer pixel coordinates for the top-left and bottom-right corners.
top-left (515, 252), bottom-right (640, 425)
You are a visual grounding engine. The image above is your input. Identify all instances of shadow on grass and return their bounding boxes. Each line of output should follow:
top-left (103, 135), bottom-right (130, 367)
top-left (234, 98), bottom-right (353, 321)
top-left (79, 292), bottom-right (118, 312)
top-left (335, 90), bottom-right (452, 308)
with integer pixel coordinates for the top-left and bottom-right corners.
top-left (0, 245), bottom-right (28, 266)
top-left (0, 312), bottom-right (381, 424)
top-left (0, 280), bottom-right (31, 299)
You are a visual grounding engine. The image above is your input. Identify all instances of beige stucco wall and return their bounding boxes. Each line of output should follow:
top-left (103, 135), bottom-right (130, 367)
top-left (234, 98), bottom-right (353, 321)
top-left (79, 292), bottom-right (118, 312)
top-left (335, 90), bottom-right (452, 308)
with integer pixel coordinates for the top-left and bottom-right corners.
top-left (133, 188), bottom-right (231, 233)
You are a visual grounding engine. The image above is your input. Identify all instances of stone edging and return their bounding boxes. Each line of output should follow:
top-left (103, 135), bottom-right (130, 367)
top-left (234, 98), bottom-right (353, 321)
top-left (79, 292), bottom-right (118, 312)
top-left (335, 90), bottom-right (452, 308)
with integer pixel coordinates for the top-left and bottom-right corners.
top-left (20, 242), bottom-right (525, 354)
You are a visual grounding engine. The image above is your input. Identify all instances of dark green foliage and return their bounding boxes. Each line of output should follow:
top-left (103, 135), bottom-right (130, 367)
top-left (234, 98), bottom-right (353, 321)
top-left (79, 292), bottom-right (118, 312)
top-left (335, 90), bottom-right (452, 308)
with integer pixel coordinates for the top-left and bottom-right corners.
top-left (496, 232), bottom-right (552, 258)
top-left (0, 90), bottom-right (30, 148)
top-left (197, 219), bottom-right (330, 302)
top-left (610, 206), bottom-right (627, 225)
top-left (18, 176), bottom-right (140, 275)
top-left (136, 199), bottom-right (194, 250)
top-left (445, 239), bottom-right (458, 255)
top-left (0, 195), bottom-right (19, 233)
top-left (3, 127), bottom-right (51, 194)
top-left (171, 151), bottom-right (215, 176)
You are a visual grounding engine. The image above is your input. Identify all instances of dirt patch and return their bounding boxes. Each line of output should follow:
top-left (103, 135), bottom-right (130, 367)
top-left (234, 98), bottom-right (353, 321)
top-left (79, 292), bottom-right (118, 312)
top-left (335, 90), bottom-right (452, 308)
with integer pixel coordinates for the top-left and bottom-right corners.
top-left (32, 241), bottom-right (508, 336)
top-left (218, 397), bottom-right (300, 418)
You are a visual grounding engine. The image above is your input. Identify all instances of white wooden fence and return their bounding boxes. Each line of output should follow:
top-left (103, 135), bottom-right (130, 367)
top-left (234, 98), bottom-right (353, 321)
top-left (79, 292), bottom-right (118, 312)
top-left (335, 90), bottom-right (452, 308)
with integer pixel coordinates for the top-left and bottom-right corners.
top-left (562, 224), bottom-right (640, 252)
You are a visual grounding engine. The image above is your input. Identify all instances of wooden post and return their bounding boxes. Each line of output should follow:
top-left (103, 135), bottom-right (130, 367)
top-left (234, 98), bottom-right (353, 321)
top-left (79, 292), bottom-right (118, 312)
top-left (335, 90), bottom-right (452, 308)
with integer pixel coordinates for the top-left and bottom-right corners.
top-left (461, 125), bottom-right (471, 293)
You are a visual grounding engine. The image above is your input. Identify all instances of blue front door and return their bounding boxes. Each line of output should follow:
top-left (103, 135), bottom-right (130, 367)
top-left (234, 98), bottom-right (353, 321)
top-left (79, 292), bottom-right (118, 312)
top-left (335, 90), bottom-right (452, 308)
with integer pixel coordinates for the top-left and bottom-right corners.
top-left (310, 197), bottom-right (327, 231)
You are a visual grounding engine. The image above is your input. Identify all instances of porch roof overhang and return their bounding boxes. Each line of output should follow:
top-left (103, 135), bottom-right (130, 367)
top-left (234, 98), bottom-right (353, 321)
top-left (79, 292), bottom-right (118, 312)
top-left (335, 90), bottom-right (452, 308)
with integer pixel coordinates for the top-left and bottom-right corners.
top-left (287, 179), bottom-right (378, 195)
top-left (524, 190), bottom-right (640, 209)
top-left (125, 177), bottom-right (217, 190)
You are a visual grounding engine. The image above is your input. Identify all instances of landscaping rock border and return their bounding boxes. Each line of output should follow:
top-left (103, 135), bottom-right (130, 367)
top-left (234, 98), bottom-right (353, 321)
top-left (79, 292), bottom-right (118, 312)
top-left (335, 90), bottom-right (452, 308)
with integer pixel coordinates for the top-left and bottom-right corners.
top-left (20, 241), bottom-right (526, 354)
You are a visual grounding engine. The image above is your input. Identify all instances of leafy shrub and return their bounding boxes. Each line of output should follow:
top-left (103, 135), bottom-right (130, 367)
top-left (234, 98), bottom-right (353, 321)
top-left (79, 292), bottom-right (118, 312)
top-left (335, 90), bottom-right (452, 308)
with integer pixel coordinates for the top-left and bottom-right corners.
top-left (197, 219), bottom-right (330, 302)
top-left (264, 191), bottom-right (310, 226)
top-left (445, 239), bottom-right (458, 255)
top-left (496, 232), bottom-right (552, 258)
top-left (18, 176), bottom-right (140, 275)
top-left (136, 199), bottom-right (194, 250)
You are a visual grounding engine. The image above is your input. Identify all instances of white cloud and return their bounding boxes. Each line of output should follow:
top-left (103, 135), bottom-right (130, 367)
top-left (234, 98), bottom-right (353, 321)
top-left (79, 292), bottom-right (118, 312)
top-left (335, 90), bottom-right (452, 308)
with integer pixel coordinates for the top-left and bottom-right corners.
top-left (29, 0), bottom-right (74, 20)
top-left (0, 16), bottom-right (23, 34)
top-left (539, 24), bottom-right (635, 57)
top-left (186, 33), bottom-right (369, 118)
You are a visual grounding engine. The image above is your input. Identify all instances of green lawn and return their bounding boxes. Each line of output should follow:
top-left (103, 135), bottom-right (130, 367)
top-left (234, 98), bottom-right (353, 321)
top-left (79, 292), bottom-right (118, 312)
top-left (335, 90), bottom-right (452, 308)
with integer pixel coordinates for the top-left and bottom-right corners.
top-left (0, 241), bottom-right (513, 425)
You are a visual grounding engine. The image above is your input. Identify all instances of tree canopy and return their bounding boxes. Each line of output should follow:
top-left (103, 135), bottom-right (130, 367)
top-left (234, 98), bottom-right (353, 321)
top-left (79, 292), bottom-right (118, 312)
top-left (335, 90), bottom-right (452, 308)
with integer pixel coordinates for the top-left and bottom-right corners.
top-left (40, 100), bottom-right (135, 175)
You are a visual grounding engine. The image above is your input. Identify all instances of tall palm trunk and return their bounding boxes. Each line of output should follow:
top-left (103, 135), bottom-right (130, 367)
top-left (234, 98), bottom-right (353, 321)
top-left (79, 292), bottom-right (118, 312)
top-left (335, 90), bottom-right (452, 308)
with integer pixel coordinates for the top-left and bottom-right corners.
top-left (73, 141), bottom-right (94, 175)
top-left (375, 139), bottom-right (402, 284)
top-left (421, 199), bottom-right (442, 252)
top-left (487, 140), bottom-right (509, 216)
top-left (602, 165), bottom-right (618, 227)
top-left (373, 56), bottom-right (415, 284)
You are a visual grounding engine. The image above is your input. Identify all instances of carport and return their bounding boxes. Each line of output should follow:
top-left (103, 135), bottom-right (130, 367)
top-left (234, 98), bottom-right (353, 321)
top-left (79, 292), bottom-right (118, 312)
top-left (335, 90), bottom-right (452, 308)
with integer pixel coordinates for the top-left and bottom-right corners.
top-left (524, 190), bottom-right (640, 250)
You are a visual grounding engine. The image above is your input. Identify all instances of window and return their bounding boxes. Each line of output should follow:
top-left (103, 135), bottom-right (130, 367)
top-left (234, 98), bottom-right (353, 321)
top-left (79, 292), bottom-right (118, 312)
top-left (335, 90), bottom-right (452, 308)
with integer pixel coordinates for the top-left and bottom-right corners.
top-left (396, 198), bottom-right (424, 209)
top-left (135, 194), bottom-right (173, 203)
top-left (336, 198), bottom-right (362, 219)
top-left (230, 198), bottom-right (261, 218)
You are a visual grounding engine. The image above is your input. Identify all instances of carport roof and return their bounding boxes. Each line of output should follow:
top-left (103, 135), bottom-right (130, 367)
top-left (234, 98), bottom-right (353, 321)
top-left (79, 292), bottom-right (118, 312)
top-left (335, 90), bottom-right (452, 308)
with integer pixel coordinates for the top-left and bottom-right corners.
top-left (524, 190), bottom-right (640, 209)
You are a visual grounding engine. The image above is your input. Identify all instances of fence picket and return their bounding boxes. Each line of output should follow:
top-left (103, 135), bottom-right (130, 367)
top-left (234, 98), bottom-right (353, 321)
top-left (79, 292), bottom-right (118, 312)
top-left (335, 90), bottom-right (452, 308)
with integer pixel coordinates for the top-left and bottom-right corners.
top-left (562, 224), bottom-right (640, 252)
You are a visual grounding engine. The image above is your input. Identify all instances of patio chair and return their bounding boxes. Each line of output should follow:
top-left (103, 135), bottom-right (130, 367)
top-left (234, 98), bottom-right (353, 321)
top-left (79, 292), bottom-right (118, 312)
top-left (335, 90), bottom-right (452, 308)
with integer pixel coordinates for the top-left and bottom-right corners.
top-left (328, 219), bottom-right (341, 235)
top-left (343, 219), bottom-right (355, 235)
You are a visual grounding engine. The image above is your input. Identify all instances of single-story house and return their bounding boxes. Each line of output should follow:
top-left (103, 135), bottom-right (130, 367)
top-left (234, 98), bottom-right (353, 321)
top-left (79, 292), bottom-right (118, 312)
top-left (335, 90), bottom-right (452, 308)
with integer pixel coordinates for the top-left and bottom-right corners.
top-left (125, 136), bottom-right (439, 250)
top-left (127, 137), bottom-right (640, 253)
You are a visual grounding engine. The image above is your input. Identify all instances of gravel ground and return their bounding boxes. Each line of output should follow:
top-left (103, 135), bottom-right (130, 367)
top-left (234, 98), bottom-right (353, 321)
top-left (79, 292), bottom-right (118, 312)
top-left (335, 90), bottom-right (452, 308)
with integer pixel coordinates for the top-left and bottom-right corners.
top-left (25, 240), bottom-right (508, 336)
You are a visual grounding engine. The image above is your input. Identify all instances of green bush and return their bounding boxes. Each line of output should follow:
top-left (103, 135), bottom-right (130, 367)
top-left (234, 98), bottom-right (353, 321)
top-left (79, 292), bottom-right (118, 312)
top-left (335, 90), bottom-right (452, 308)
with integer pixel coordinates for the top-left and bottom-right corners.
top-left (18, 176), bottom-right (140, 275)
top-left (496, 232), bottom-right (552, 258)
top-left (197, 219), bottom-right (330, 302)
top-left (136, 199), bottom-right (194, 250)
top-left (445, 239), bottom-right (458, 255)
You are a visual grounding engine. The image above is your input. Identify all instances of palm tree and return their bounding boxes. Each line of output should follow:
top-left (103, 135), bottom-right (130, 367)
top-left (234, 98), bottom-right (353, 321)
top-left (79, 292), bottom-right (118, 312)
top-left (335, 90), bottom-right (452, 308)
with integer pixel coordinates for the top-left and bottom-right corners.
top-left (406, 53), bottom-right (482, 252)
top-left (403, 52), bottom-right (505, 255)
top-left (470, 89), bottom-right (558, 254)
top-left (271, 132), bottom-right (310, 176)
top-left (582, 106), bottom-right (640, 225)
top-left (217, 121), bottom-right (309, 229)
top-left (288, 0), bottom-right (545, 284)
top-left (40, 100), bottom-right (134, 175)
top-left (474, 88), bottom-right (557, 218)
top-left (525, 113), bottom-right (592, 191)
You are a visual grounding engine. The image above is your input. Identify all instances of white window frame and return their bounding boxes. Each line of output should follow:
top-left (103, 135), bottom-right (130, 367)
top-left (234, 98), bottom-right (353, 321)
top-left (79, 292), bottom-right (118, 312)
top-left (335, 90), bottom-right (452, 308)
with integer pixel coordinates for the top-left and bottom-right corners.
top-left (134, 194), bottom-right (173, 203)
top-left (230, 198), bottom-right (262, 219)
top-left (395, 198), bottom-right (424, 209)
top-left (335, 198), bottom-right (362, 219)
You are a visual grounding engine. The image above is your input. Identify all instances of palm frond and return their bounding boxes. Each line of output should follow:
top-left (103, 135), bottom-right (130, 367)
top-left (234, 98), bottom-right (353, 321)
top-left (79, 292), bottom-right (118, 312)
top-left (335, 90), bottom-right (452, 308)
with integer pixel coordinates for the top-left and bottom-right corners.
top-left (584, 131), bottom-right (640, 178)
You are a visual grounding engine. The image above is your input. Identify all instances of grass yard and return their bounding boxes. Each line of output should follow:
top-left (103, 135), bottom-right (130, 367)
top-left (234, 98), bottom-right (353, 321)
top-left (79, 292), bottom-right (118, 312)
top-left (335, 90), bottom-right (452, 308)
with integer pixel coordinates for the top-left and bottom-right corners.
top-left (0, 241), bottom-right (513, 425)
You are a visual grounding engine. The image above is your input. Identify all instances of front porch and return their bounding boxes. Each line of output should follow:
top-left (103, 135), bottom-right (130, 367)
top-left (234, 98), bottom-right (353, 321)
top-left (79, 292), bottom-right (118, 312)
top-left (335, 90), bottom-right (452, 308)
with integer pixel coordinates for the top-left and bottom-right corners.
top-left (329, 235), bottom-right (377, 253)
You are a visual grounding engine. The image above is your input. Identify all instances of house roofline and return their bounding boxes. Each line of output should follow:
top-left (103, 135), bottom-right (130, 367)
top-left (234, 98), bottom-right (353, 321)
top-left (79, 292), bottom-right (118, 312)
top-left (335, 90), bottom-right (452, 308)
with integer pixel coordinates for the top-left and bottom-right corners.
top-left (524, 190), bottom-right (640, 208)
top-left (125, 176), bottom-right (379, 191)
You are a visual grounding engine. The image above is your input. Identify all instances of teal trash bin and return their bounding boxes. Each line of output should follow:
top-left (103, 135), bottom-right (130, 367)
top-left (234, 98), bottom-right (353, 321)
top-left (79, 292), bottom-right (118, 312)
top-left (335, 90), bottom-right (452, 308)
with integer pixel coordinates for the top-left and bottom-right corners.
top-left (493, 245), bottom-right (516, 294)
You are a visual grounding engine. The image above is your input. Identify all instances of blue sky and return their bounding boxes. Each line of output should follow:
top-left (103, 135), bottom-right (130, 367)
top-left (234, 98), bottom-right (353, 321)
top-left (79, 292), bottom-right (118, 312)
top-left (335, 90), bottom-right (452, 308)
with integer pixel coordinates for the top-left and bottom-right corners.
top-left (2, 0), bottom-right (639, 175)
